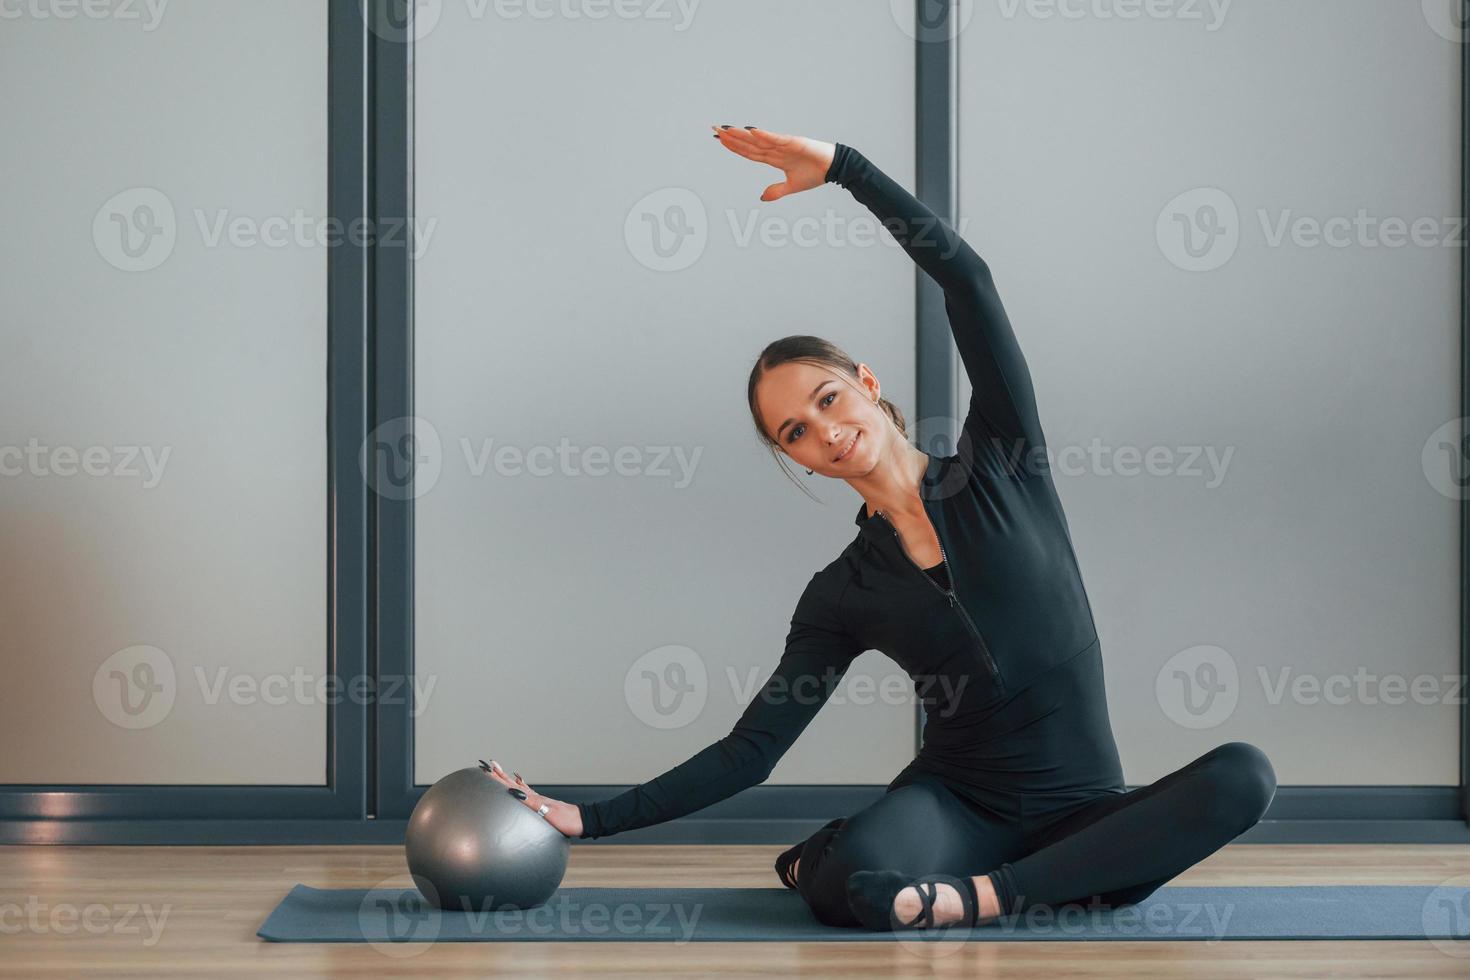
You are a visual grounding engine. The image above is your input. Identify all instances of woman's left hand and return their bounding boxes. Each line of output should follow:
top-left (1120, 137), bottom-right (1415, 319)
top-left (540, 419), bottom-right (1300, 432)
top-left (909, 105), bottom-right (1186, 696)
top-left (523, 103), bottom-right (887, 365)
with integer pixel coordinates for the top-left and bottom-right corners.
top-left (711, 124), bottom-right (836, 202)
top-left (479, 759), bottom-right (583, 838)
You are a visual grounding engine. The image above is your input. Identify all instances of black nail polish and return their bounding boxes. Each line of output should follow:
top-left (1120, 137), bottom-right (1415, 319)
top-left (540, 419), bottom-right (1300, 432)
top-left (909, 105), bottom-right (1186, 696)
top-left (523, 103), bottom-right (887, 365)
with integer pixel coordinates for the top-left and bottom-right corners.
top-left (712, 133), bottom-right (720, 138)
top-left (507, 788), bottom-right (527, 801)
top-left (721, 124), bottom-right (731, 129)
top-left (744, 125), bottom-right (755, 129)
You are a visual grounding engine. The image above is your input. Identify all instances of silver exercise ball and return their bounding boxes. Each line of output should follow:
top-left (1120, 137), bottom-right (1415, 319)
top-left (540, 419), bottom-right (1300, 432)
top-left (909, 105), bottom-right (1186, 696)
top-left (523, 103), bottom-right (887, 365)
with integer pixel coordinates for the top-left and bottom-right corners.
top-left (405, 766), bottom-right (570, 911)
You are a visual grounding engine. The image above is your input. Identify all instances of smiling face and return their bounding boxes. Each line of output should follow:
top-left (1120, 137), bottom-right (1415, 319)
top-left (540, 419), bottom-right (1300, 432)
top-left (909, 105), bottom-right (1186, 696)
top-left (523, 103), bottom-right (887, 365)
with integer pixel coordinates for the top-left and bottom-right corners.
top-left (755, 359), bottom-right (892, 477)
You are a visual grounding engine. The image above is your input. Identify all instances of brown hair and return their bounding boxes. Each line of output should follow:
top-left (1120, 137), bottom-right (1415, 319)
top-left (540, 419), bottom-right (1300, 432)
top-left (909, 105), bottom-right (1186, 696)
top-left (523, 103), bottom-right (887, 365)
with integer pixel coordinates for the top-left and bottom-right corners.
top-left (746, 335), bottom-right (908, 500)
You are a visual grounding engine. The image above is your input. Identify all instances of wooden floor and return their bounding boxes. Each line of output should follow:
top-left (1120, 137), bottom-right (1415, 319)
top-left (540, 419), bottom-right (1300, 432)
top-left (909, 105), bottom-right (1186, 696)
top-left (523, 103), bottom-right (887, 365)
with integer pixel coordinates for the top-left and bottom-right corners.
top-left (3, 843), bottom-right (1470, 978)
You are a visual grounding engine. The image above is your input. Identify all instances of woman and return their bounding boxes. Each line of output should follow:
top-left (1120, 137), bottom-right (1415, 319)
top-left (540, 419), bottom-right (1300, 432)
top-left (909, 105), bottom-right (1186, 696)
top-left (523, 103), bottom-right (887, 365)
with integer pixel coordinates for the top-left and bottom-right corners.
top-left (481, 126), bottom-right (1277, 931)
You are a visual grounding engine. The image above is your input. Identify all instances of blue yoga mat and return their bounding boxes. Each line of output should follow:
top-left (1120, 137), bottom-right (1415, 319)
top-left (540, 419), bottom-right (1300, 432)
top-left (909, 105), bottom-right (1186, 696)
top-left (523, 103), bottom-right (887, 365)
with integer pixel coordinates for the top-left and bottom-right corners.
top-left (257, 883), bottom-right (1470, 943)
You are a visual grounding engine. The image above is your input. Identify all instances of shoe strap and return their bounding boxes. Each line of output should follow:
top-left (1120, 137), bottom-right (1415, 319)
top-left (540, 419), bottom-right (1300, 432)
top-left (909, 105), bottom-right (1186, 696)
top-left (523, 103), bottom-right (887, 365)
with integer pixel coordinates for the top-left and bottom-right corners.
top-left (906, 880), bottom-right (939, 929)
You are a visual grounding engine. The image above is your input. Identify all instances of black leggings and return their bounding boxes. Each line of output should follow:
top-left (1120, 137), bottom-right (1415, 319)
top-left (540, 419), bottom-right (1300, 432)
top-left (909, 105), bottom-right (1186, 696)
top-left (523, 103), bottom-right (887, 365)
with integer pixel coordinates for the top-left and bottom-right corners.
top-left (794, 741), bottom-right (1277, 927)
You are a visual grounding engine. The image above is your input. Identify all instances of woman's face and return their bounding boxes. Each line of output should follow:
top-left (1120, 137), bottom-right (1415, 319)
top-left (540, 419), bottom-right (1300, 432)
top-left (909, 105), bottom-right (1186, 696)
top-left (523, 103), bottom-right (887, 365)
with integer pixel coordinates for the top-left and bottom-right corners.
top-left (756, 360), bottom-right (889, 477)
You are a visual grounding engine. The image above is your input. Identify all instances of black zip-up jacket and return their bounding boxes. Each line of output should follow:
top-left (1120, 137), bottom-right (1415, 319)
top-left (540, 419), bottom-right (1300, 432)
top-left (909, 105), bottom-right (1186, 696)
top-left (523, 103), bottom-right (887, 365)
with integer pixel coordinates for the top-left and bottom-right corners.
top-left (578, 143), bottom-right (1125, 839)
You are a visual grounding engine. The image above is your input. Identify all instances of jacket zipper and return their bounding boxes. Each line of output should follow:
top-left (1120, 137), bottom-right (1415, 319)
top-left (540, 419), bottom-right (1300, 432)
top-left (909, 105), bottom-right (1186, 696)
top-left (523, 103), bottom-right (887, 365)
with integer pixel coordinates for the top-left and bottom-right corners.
top-left (876, 509), bottom-right (1001, 684)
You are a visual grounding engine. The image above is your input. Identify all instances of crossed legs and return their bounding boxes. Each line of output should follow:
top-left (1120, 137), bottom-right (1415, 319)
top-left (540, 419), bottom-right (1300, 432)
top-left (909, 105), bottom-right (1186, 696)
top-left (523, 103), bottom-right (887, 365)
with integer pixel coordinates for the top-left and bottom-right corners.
top-left (779, 741), bottom-right (1277, 930)
top-left (789, 774), bottom-right (1022, 927)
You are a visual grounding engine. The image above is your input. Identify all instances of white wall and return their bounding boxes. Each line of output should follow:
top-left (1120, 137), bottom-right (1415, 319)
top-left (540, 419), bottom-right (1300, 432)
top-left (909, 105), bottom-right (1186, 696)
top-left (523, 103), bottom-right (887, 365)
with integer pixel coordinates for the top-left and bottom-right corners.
top-left (413, 0), bottom-right (921, 785)
top-left (0, 1), bottom-right (330, 783)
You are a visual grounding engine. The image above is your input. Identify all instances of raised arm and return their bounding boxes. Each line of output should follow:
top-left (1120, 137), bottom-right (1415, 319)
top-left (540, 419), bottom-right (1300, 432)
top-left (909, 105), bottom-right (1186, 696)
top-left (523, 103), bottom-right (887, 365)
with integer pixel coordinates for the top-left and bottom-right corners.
top-left (577, 572), bottom-right (862, 840)
top-left (823, 142), bottom-right (1045, 457)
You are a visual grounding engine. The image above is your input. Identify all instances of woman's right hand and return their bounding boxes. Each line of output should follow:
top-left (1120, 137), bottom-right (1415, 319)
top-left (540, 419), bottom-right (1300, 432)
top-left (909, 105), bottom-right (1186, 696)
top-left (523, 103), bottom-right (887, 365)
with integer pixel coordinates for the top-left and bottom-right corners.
top-left (712, 125), bottom-right (837, 202)
top-left (480, 759), bottom-right (584, 838)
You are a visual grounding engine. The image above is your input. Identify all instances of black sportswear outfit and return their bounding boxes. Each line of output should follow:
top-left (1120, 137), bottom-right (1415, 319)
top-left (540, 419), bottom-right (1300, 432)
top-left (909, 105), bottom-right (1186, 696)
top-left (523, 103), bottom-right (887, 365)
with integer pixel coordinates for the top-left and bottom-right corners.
top-left (578, 143), bottom-right (1277, 927)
